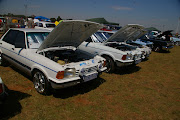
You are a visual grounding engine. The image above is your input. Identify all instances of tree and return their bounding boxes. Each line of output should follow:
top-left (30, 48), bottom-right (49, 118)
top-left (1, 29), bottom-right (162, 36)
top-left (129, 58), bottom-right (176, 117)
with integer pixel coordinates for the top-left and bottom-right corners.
top-left (50, 18), bottom-right (56, 22)
top-left (57, 16), bottom-right (62, 21)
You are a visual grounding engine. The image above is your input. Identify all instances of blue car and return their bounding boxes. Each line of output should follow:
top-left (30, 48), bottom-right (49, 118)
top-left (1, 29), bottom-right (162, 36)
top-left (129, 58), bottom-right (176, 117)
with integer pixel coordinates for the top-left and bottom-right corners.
top-left (134, 38), bottom-right (154, 49)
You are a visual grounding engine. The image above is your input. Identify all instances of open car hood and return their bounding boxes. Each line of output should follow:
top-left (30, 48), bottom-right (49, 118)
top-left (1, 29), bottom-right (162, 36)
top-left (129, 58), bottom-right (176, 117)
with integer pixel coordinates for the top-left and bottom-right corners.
top-left (38, 20), bottom-right (102, 51)
top-left (106, 24), bottom-right (147, 43)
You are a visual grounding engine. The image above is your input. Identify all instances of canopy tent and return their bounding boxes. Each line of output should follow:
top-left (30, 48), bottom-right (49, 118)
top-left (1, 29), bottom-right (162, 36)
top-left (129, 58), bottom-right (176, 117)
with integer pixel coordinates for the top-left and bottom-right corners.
top-left (12, 19), bottom-right (18, 23)
top-left (34, 16), bottom-right (50, 22)
top-left (86, 18), bottom-right (119, 25)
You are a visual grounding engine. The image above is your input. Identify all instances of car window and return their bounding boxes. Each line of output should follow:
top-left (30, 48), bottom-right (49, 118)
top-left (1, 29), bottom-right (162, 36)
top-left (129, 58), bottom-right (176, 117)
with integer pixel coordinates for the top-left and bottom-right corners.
top-left (15, 31), bottom-right (26, 48)
top-left (2, 30), bottom-right (18, 45)
top-left (27, 32), bottom-right (49, 49)
top-left (46, 24), bottom-right (55, 28)
top-left (93, 32), bottom-right (107, 42)
top-left (39, 23), bottom-right (43, 27)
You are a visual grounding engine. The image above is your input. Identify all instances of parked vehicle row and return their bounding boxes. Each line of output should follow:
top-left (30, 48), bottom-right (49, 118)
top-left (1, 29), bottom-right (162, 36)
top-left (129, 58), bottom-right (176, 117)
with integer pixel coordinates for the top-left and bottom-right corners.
top-left (79, 24), bottom-right (153, 72)
top-left (0, 20), bottom-right (177, 96)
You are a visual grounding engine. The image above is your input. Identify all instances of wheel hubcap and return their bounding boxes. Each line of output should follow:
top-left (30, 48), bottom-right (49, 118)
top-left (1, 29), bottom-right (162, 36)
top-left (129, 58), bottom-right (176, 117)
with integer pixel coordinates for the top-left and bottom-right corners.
top-left (33, 72), bottom-right (45, 93)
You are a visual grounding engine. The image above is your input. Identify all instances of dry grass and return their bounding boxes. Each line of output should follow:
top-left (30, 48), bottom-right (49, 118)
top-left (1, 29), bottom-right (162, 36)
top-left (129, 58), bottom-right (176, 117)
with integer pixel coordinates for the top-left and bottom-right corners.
top-left (0, 32), bottom-right (180, 119)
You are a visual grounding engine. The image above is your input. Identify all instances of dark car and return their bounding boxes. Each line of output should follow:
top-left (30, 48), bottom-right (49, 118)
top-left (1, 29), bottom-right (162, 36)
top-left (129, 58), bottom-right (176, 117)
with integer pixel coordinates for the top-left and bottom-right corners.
top-left (140, 31), bottom-right (174, 52)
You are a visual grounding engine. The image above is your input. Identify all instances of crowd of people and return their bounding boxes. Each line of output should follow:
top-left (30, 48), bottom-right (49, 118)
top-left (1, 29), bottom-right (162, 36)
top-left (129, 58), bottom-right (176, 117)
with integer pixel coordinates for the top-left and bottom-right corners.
top-left (0, 17), bottom-right (35, 33)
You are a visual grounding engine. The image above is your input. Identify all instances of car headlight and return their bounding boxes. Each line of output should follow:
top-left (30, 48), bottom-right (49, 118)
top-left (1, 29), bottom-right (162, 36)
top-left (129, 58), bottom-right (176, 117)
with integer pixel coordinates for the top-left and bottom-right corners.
top-left (126, 54), bottom-right (133, 60)
top-left (98, 60), bottom-right (106, 70)
top-left (64, 68), bottom-right (76, 78)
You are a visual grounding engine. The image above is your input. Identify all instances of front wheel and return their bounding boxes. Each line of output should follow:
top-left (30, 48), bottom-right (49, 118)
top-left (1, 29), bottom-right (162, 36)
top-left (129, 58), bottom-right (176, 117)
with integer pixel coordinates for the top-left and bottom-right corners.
top-left (33, 70), bottom-right (52, 95)
top-left (103, 56), bottom-right (115, 73)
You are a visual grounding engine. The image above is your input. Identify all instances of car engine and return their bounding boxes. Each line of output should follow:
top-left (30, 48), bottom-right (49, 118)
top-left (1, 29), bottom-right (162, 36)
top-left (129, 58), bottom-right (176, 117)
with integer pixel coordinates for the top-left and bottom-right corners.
top-left (105, 42), bottom-right (137, 51)
top-left (44, 49), bottom-right (92, 65)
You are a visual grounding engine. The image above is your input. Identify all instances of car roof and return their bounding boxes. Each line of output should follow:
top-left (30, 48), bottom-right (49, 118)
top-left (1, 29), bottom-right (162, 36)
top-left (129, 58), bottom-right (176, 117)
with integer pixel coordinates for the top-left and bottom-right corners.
top-left (10, 28), bottom-right (51, 32)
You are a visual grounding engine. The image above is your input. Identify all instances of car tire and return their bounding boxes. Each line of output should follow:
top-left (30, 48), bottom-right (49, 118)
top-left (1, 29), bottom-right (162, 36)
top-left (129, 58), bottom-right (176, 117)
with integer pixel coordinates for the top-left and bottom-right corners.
top-left (33, 70), bottom-right (52, 95)
top-left (103, 56), bottom-right (115, 73)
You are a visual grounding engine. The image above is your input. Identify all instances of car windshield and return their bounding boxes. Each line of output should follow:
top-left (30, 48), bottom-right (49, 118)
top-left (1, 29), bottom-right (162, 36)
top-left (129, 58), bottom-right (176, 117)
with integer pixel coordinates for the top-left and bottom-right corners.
top-left (27, 32), bottom-right (49, 49)
top-left (93, 32), bottom-right (110, 42)
top-left (46, 24), bottom-right (55, 28)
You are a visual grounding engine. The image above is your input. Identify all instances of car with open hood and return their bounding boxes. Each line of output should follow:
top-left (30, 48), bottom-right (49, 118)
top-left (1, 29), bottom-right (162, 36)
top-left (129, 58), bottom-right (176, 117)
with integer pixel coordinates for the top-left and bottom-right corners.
top-left (96, 28), bottom-right (152, 60)
top-left (142, 30), bottom-right (174, 52)
top-left (78, 24), bottom-right (144, 73)
top-left (0, 20), bottom-right (106, 95)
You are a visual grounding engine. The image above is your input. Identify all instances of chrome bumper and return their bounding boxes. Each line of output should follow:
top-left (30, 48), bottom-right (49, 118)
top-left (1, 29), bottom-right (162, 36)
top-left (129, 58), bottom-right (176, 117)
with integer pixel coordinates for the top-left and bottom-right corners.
top-left (162, 46), bottom-right (174, 50)
top-left (115, 60), bottom-right (133, 67)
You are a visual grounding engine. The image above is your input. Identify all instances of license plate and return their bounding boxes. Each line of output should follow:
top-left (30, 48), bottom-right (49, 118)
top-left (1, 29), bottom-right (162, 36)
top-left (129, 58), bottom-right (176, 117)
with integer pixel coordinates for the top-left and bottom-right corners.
top-left (83, 73), bottom-right (98, 82)
top-left (135, 59), bottom-right (141, 64)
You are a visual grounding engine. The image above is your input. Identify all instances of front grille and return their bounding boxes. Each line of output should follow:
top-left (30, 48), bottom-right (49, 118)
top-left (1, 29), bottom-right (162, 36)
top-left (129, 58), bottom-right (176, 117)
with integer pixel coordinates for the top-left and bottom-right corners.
top-left (80, 66), bottom-right (98, 75)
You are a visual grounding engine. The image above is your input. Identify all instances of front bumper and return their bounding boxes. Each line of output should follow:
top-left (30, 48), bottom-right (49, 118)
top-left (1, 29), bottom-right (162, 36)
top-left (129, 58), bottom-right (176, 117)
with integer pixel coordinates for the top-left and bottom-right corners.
top-left (162, 46), bottom-right (174, 50)
top-left (50, 79), bottom-right (81, 89)
top-left (115, 60), bottom-right (134, 67)
top-left (50, 69), bottom-right (105, 89)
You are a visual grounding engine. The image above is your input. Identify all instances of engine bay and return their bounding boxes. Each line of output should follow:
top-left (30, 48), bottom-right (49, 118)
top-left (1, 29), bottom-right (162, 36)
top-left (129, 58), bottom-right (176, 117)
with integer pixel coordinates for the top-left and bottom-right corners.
top-left (105, 42), bottom-right (137, 51)
top-left (44, 49), bottom-right (93, 65)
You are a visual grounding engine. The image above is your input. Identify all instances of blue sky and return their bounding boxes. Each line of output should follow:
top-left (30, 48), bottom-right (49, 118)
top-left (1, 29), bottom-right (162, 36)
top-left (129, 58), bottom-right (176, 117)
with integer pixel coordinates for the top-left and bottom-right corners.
top-left (0, 0), bottom-right (180, 33)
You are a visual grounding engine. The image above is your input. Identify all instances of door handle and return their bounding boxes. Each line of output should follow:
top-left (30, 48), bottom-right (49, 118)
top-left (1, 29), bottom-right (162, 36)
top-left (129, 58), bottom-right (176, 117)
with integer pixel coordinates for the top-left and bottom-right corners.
top-left (12, 48), bottom-right (14, 50)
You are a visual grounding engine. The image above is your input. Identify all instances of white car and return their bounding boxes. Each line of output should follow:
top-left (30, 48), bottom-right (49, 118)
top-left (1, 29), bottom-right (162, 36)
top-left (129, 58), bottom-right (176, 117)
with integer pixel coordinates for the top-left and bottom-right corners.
top-left (34, 21), bottom-right (56, 31)
top-left (0, 20), bottom-right (106, 95)
top-left (93, 30), bottom-right (152, 60)
top-left (78, 25), bottom-right (144, 73)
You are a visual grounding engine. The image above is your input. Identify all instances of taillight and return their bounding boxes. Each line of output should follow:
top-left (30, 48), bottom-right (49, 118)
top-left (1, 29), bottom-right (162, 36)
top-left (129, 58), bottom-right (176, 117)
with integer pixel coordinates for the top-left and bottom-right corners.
top-left (122, 55), bottom-right (127, 60)
top-left (0, 84), bottom-right (3, 94)
top-left (56, 71), bottom-right (64, 79)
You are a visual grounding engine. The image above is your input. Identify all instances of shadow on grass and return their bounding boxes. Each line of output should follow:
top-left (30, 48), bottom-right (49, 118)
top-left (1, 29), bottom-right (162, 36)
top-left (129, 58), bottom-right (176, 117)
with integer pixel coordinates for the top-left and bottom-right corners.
top-left (53, 77), bottom-right (106, 99)
top-left (10, 66), bottom-right (32, 80)
top-left (0, 86), bottom-right (31, 120)
top-left (153, 50), bottom-right (171, 53)
top-left (114, 65), bottom-right (141, 75)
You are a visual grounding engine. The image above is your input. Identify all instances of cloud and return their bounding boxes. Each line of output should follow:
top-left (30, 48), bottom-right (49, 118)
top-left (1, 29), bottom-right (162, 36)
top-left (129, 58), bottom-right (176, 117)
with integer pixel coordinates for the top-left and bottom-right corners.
top-left (112, 6), bottom-right (133, 11)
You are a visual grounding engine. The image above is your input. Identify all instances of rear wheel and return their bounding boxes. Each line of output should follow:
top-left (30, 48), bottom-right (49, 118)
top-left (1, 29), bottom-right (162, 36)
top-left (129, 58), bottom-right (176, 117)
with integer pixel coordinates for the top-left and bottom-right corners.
top-left (103, 56), bottom-right (115, 73)
top-left (33, 70), bottom-right (52, 95)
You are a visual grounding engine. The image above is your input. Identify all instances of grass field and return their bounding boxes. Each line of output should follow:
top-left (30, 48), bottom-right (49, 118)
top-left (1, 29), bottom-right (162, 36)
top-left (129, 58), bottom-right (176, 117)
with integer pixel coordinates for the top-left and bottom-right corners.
top-left (0, 32), bottom-right (180, 119)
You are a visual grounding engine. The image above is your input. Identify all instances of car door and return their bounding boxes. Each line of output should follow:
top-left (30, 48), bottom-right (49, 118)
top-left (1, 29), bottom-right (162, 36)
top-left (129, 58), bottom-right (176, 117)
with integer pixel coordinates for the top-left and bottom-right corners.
top-left (0, 30), bottom-right (19, 64)
top-left (13, 30), bottom-right (31, 73)
top-left (0, 30), bottom-right (29, 72)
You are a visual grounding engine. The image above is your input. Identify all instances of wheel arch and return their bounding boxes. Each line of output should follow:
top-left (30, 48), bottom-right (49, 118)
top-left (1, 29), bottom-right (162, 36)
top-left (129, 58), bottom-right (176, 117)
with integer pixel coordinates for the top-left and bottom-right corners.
top-left (31, 65), bottom-right (49, 80)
